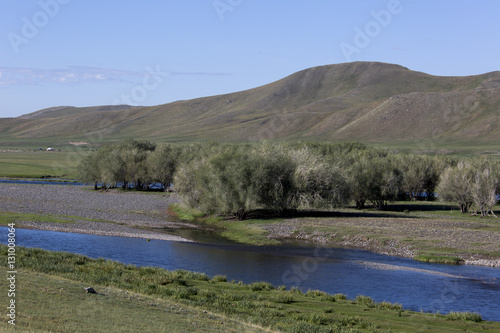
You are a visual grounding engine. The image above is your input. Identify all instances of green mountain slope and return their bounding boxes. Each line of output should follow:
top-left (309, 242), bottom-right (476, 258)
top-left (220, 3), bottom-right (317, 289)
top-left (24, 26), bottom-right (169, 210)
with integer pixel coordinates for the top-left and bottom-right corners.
top-left (1, 62), bottom-right (499, 150)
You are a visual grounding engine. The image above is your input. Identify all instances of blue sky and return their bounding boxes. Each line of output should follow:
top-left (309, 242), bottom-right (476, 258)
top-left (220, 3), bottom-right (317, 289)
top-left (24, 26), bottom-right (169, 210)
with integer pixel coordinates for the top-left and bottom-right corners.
top-left (1, 0), bottom-right (499, 117)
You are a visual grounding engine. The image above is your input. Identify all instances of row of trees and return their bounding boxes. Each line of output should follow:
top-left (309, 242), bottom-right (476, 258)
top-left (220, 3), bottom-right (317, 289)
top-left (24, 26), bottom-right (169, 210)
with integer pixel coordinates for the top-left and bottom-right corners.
top-left (78, 140), bottom-right (500, 219)
top-left (438, 160), bottom-right (499, 216)
top-left (78, 140), bottom-right (179, 191)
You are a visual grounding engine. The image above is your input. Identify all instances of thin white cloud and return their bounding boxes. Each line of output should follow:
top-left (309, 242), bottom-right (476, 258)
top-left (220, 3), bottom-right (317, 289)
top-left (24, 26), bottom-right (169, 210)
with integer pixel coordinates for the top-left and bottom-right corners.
top-left (0, 66), bottom-right (230, 86)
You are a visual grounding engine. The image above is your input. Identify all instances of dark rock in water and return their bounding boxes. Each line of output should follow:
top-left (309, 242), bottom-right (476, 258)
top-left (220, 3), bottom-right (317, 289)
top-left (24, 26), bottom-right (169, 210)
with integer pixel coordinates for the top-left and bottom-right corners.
top-left (85, 287), bottom-right (97, 294)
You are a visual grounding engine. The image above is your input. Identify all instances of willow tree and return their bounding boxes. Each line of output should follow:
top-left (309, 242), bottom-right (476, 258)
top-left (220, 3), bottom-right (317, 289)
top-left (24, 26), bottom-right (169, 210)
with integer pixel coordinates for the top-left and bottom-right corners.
top-left (437, 161), bottom-right (474, 213)
top-left (291, 147), bottom-right (350, 210)
top-left (175, 147), bottom-right (259, 220)
top-left (252, 143), bottom-right (297, 215)
top-left (345, 150), bottom-right (402, 210)
top-left (397, 154), bottom-right (442, 201)
top-left (147, 143), bottom-right (182, 191)
top-left (77, 153), bottom-right (101, 190)
top-left (471, 160), bottom-right (499, 217)
top-left (77, 140), bottom-right (155, 190)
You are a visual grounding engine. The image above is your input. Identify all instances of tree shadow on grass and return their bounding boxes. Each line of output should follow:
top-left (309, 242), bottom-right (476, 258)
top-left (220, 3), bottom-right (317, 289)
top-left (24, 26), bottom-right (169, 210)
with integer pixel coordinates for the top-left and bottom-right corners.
top-left (226, 202), bottom-right (470, 221)
top-left (385, 203), bottom-right (458, 213)
top-left (240, 209), bottom-right (416, 220)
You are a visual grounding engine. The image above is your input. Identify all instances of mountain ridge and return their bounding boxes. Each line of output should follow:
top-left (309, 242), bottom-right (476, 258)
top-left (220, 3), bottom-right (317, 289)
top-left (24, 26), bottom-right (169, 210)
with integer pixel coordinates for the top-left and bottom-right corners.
top-left (1, 61), bottom-right (500, 151)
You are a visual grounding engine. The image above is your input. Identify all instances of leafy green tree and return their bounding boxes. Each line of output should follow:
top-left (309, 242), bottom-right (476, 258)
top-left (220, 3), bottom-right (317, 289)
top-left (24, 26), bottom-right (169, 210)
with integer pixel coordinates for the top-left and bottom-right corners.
top-left (77, 140), bottom-right (156, 190)
top-left (291, 148), bottom-right (349, 210)
top-left (252, 143), bottom-right (297, 215)
top-left (147, 144), bottom-right (182, 191)
top-left (77, 153), bottom-right (101, 190)
top-left (175, 147), bottom-right (259, 219)
top-left (470, 160), bottom-right (499, 217)
top-left (366, 155), bottom-right (402, 210)
top-left (397, 154), bottom-right (442, 201)
top-left (437, 161), bottom-right (475, 213)
top-left (344, 149), bottom-right (402, 210)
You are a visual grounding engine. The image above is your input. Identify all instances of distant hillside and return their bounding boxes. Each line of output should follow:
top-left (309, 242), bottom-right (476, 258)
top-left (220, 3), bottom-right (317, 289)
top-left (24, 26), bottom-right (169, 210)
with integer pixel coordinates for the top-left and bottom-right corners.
top-left (1, 62), bottom-right (500, 152)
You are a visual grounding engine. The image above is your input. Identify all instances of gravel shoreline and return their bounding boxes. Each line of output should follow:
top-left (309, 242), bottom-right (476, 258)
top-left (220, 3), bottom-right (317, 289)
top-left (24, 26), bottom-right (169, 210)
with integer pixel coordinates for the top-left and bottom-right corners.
top-left (261, 219), bottom-right (500, 268)
top-left (0, 184), bottom-right (195, 242)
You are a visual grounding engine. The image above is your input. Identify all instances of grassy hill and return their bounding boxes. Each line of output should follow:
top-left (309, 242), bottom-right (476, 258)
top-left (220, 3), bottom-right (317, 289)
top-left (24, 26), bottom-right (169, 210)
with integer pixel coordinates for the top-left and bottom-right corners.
top-left (1, 62), bottom-right (500, 152)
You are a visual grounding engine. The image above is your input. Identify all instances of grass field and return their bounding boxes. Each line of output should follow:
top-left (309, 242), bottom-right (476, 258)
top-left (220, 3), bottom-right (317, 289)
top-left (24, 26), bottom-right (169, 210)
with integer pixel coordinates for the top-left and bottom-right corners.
top-left (0, 268), bottom-right (259, 333)
top-left (0, 211), bottom-right (112, 226)
top-left (0, 150), bottom-right (86, 178)
top-left (1, 246), bottom-right (499, 332)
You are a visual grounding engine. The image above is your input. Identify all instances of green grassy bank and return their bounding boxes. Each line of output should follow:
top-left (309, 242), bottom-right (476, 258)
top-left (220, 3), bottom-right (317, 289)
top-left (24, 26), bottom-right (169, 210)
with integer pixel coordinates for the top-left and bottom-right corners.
top-left (1, 246), bottom-right (499, 332)
top-left (0, 150), bottom-right (85, 179)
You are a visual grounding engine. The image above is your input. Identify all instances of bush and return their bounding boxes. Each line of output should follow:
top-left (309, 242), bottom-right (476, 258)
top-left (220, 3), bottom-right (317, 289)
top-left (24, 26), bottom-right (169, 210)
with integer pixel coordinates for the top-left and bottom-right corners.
top-left (250, 281), bottom-right (275, 291)
top-left (377, 301), bottom-right (403, 311)
top-left (306, 289), bottom-right (328, 297)
top-left (211, 275), bottom-right (227, 283)
top-left (291, 147), bottom-right (350, 210)
top-left (175, 147), bottom-right (260, 220)
top-left (334, 293), bottom-right (347, 300)
top-left (271, 293), bottom-right (294, 304)
top-left (447, 311), bottom-right (482, 322)
top-left (356, 295), bottom-right (375, 307)
top-left (437, 161), bottom-right (475, 213)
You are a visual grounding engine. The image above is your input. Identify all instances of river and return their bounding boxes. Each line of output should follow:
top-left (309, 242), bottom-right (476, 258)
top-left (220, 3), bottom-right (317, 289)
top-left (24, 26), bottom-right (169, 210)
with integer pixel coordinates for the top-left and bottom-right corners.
top-left (3, 227), bottom-right (500, 321)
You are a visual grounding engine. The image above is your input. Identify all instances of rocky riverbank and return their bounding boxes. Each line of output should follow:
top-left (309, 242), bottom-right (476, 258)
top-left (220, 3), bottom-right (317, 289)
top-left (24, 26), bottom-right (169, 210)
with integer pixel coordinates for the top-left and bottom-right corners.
top-left (0, 183), bottom-right (195, 242)
top-left (261, 218), bottom-right (500, 268)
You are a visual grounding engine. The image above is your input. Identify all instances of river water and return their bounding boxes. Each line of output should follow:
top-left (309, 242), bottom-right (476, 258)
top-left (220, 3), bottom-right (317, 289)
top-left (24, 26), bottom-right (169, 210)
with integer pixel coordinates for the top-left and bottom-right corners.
top-left (0, 179), bottom-right (84, 186)
top-left (3, 227), bottom-right (500, 321)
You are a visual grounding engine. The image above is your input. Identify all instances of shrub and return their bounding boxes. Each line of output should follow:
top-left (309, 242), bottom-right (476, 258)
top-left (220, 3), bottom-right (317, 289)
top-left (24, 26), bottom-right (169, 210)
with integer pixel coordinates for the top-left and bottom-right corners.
top-left (437, 161), bottom-right (475, 213)
top-left (175, 147), bottom-right (260, 220)
top-left (334, 293), bottom-right (347, 300)
top-left (291, 147), bottom-right (350, 210)
top-left (447, 312), bottom-right (482, 322)
top-left (377, 301), bottom-right (403, 311)
top-left (250, 281), bottom-right (275, 291)
top-left (356, 295), bottom-right (375, 307)
top-left (306, 289), bottom-right (328, 297)
top-left (271, 293), bottom-right (294, 304)
top-left (211, 275), bottom-right (227, 283)
top-left (173, 286), bottom-right (199, 299)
